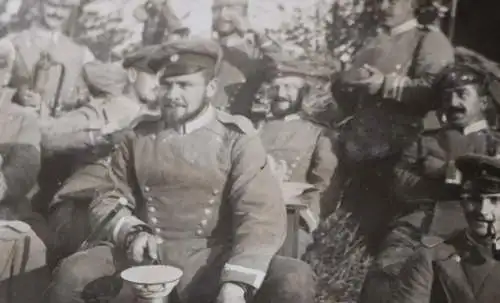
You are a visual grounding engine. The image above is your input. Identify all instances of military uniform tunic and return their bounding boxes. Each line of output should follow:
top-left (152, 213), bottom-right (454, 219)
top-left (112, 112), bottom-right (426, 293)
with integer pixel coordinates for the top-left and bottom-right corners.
top-left (259, 114), bottom-right (338, 232)
top-left (82, 105), bottom-right (286, 301)
top-left (335, 19), bottom-right (454, 162)
top-left (395, 230), bottom-right (500, 303)
top-left (360, 120), bottom-right (500, 303)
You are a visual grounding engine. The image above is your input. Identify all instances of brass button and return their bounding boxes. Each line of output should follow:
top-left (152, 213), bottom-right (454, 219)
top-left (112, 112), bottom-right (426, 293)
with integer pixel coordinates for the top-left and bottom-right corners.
top-left (200, 219), bottom-right (208, 226)
top-left (156, 237), bottom-right (164, 244)
top-left (144, 186), bottom-right (151, 193)
top-left (291, 163), bottom-right (297, 168)
top-left (195, 229), bottom-right (203, 236)
top-left (212, 189), bottom-right (219, 195)
top-left (204, 208), bottom-right (212, 215)
top-left (148, 206), bottom-right (156, 213)
top-left (155, 228), bottom-right (161, 233)
top-left (151, 217), bottom-right (158, 224)
top-left (208, 199), bottom-right (215, 205)
top-left (147, 197), bottom-right (153, 202)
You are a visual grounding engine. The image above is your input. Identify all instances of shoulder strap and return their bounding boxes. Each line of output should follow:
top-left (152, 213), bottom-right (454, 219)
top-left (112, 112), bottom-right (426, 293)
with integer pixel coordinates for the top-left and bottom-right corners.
top-left (407, 29), bottom-right (429, 78)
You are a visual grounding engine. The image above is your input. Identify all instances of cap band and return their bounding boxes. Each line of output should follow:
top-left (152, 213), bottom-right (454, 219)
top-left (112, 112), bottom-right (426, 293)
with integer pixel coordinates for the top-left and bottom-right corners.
top-left (159, 53), bottom-right (216, 78)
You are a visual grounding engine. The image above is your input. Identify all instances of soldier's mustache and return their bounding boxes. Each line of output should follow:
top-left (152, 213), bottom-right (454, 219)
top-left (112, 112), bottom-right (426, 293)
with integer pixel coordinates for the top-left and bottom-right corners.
top-left (448, 106), bottom-right (466, 114)
top-left (164, 100), bottom-right (187, 108)
top-left (468, 212), bottom-right (494, 223)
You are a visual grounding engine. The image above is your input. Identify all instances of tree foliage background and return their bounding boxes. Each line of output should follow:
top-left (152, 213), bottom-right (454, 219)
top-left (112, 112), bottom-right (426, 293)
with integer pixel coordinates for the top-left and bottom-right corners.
top-left (0, 0), bottom-right (384, 65)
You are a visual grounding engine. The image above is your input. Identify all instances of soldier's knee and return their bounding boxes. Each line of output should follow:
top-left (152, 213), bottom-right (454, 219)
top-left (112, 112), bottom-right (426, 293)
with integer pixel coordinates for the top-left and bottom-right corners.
top-left (264, 257), bottom-right (316, 303)
top-left (49, 246), bottom-right (116, 303)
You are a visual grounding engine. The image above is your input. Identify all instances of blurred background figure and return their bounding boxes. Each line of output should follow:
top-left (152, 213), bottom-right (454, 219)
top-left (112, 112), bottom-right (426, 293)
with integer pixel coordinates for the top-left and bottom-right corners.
top-left (8, 0), bottom-right (95, 117)
top-left (133, 0), bottom-right (190, 46)
top-left (211, 0), bottom-right (282, 121)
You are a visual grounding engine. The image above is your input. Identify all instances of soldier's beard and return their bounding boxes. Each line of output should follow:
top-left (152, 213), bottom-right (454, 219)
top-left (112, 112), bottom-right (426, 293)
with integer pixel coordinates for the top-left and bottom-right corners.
top-left (163, 101), bottom-right (208, 128)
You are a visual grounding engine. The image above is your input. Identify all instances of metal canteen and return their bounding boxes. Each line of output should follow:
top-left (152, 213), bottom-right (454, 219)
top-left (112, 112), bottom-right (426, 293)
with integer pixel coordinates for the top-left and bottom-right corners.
top-left (120, 265), bottom-right (183, 303)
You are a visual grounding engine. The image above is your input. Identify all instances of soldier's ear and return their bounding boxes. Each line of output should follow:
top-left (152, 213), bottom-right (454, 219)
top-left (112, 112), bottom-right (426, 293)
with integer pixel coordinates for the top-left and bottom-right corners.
top-left (127, 68), bottom-right (138, 83)
top-left (205, 78), bottom-right (218, 98)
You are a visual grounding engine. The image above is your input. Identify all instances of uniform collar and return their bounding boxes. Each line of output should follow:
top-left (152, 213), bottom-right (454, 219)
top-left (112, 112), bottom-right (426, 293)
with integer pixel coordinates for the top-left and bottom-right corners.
top-left (463, 120), bottom-right (488, 136)
top-left (388, 19), bottom-right (418, 36)
top-left (172, 104), bottom-right (216, 135)
top-left (30, 25), bottom-right (61, 44)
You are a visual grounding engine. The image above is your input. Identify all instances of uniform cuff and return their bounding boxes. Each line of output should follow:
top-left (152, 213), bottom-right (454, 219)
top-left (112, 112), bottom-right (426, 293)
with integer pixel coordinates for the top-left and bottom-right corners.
top-left (0, 172), bottom-right (7, 200)
top-left (382, 74), bottom-right (408, 101)
top-left (220, 264), bottom-right (266, 289)
top-left (112, 216), bottom-right (150, 245)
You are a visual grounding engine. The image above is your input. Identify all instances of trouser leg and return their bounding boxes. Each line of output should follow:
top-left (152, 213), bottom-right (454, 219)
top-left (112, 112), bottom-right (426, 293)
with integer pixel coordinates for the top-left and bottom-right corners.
top-left (254, 256), bottom-right (316, 303)
top-left (47, 201), bottom-right (91, 268)
top-left (48, 245), bottom-right (124, 303)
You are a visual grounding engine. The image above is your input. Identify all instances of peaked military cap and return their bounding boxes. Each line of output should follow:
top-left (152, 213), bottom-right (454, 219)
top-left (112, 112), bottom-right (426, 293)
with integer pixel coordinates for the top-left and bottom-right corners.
top-left (438, 64), bottom-right (487, 92)
top-left (155, 38), bottom-right (223, 78)
top-left (456, 154), bottom-right (500, 194)
top-left (122, 44), bottom-right (165, 74)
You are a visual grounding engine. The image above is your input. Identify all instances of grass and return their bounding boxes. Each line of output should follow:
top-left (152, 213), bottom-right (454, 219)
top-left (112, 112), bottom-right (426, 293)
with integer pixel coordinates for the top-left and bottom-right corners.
top-left (303, 209), bottom-right (372, 303)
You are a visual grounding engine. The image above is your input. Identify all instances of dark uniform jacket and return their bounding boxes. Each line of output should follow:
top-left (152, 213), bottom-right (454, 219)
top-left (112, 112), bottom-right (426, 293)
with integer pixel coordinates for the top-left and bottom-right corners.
top-left (259, 114), bottom-right (337, 231)
top-left (393, 120), bottom-right (500, 236)
top-left (395, 230), bottom-right (500, 303)
top-left (334, 19), bottom-right (454, 161)
top-left (88, 105), bottom-right (286, 300)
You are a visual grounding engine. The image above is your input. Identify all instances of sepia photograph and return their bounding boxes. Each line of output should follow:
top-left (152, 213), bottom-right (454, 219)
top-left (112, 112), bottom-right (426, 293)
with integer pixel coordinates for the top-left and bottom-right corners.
top-left (0, 0), bottom-right (499, 302)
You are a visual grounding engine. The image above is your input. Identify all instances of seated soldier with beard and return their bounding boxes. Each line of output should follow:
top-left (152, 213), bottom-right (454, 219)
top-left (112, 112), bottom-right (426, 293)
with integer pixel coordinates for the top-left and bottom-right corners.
top-left (259, 58), bottom-right (338, 258)
top-left (48, 38), bottom-right (315, 303)
top-left (394, 154), bottom-right (500, 303)
top-left (360, 64), bottom-right (500, 303)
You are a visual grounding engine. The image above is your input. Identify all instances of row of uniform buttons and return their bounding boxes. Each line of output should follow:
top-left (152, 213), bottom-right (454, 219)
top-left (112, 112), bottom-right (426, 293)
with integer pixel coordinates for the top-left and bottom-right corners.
top-left (143, 185), bottom-right (221, 239)
top-left (196, 188), bottom-right (220, 236)
top-left (143, 185), bottom-right (163, 243)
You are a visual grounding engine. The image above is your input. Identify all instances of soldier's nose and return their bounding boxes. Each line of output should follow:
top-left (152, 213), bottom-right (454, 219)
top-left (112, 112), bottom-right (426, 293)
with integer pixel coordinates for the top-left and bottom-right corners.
top-left (480, 199), bottom-right (496, 218)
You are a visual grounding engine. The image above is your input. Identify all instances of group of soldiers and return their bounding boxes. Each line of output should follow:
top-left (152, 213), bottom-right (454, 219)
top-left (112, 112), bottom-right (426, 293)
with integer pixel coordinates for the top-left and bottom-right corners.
top-left (1, 0), bottom-right (500, 303)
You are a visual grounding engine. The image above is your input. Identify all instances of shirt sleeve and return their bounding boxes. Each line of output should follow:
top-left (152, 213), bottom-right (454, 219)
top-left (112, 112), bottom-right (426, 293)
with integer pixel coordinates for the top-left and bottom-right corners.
top-left (220, 132), bottom-right (287, 289)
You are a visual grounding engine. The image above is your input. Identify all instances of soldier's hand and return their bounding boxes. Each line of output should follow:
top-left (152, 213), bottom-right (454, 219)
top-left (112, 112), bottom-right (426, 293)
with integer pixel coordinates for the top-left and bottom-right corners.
top-left (351, 64), bottom-right (385, 95)
top-left (216, 283), bottom-right (246, 303)
top-left (127, 231), bottom-right (158, 264)
top-left (17, 89), bottom-right (42, 109)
